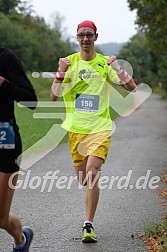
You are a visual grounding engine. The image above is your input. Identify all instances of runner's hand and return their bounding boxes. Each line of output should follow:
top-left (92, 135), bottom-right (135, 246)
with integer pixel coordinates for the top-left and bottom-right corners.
top-left (107, 55), bottom-right (121, 73)
top-left (58, 58), bottom-right (71, 73)
top-left (0, 76), bottom-right (5, 87)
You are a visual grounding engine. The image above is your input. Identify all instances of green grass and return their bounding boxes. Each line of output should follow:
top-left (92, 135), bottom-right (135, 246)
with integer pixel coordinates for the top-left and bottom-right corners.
top-left (143, 220), bottom-right (167, 252)
top-left (140, 167), bottom-right (167, 252)
top-left (15, 75), bottom-right (68, 152)
top-left (15, 103), bottom-right (68, 151)
top-left (145, 225), bottom-right (162, 237)
top-left (153, 87), bottom-right (167, 101)
top-left (28, 73), bottom-right (52, 99)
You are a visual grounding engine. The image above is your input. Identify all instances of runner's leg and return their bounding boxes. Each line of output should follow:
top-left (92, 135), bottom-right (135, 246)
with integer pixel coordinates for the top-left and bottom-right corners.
top-left (74, 155), bottom-right (102, 222)
top-left (74, 162), bottom-right (87, 186)
top-left (0, 172), bottom-right (23, 245)
top-left (85, 155), bottom-right (103, 222)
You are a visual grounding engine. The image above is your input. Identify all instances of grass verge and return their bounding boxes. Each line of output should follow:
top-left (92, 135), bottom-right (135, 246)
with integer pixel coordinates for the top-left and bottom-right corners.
top-left (153, 87), bottom-right (167, 101)
top-left (139, 167), bottom-right (167, 252)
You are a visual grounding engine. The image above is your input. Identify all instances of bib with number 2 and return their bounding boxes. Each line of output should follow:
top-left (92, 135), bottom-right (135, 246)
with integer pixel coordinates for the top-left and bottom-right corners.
top-left (0, 122), bottom-right (15, 149)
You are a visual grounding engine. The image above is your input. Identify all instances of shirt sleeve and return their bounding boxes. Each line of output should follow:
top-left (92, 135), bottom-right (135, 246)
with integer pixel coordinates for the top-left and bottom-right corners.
top-left (0, 48), bottom-right (37, 109)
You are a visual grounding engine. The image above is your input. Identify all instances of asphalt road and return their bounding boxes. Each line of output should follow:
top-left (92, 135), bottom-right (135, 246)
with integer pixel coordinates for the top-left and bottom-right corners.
top-left (1, 93), bottom-right (167, 252)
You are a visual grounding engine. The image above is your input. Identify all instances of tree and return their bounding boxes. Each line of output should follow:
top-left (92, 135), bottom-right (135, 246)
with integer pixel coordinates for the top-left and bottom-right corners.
top-left (128, 0), bottom-right (167, 54)
top-left (0, 11), bottom-right (74, 72)
top-left (0, 0), bottom-right (20, 14)
top-left (128, 0), bottom-right (167, 95)
top-left (0, 0), bottom-right (33, 15)
top-left (118, 33), bottom-right (157, 86)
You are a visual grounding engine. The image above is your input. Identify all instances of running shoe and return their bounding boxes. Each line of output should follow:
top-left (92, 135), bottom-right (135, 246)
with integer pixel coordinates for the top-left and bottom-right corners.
top-left (82, 222), bottom-right (97, 243)
top-left (12, 226), bottom-right (33, 252)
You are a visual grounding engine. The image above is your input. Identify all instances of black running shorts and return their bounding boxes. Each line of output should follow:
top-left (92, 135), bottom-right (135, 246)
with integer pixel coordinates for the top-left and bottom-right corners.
top-left (0, 131), bottom-right (22, 173)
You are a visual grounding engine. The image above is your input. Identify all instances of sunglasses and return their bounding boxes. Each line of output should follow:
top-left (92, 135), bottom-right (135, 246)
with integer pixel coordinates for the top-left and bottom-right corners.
top-left (77, 33), bottom-right (95, 39)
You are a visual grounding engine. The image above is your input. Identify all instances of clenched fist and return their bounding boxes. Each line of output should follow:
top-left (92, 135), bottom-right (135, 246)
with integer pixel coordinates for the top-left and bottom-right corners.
top-left (58, 58), bottom-right (71, 73)
top-left (107, 55), bottom-right (121, 73)
top-left (0, 76), bottom-right (5, 87)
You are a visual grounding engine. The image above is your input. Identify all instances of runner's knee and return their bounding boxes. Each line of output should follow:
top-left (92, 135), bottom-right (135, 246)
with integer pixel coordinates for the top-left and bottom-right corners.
top-left (0, 216), bottom-right (8, 229)
top-left (86, 166), bottom-right (100, 182)
top-left (77, 171), bottom-right (87, 186)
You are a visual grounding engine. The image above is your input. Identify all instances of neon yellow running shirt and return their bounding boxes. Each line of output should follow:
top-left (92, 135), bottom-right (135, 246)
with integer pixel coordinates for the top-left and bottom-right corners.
top-left (61, 52), bottom-right (119, 134)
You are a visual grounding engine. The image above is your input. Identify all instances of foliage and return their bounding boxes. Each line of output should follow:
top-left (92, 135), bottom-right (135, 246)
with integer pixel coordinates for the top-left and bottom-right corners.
top-left (128, 0), bottom-right (167, 54)
top-left (0, 0), bottom-right (20, 14)
top-left (128, 0), bottom-right (167, 94)
top-left (118, 32), bottom-right (158, 87)
top-left (0, 1), bottom-right (75, 72)
top-left (1, 0), bottom-right (167, 97)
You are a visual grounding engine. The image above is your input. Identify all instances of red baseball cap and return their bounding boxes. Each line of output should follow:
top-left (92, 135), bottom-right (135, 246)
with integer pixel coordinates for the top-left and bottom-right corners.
top-left (77, 20), bottom-right (97, 33)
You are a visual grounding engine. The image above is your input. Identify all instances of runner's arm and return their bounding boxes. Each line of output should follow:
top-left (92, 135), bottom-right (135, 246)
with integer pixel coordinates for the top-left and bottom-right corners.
top-left (50, 58), bottom-right (71, 101)
top-left (107, 55), bottom-right (137, 92)
top-left (50, 78), bottom-right (63, 101)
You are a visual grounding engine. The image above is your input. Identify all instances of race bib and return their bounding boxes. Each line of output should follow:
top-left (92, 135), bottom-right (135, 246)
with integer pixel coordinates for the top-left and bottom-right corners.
top-left (0, 122), bottom-right (15, 149)
top-left (75, 94), bottom-right (99, 112)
